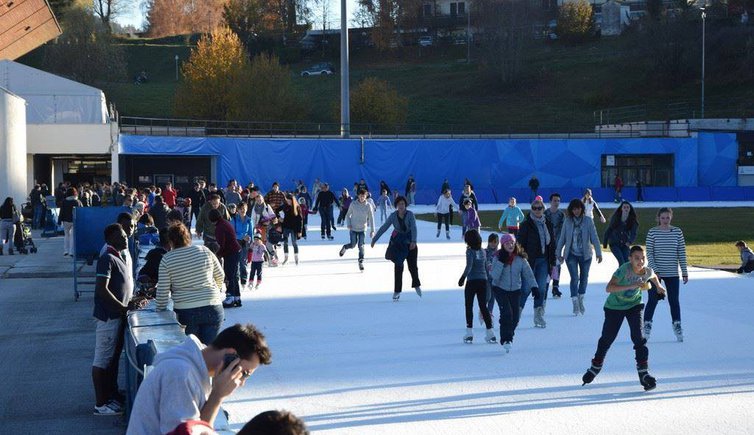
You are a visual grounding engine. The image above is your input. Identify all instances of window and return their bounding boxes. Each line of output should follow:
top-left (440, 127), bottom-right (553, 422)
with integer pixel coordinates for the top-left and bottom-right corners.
top-left (601, 154), bottom-right (674, 187)
top-left (450, 2), bottom-right (457, 16)
top-left (458, 2), bottom-right (465, 14)
top-left (423, 3), bottom-right (432, 16)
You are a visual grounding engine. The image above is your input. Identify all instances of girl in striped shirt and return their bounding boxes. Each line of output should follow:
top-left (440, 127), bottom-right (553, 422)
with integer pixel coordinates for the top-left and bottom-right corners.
top-left (644, 207), bottom-right (688, 342)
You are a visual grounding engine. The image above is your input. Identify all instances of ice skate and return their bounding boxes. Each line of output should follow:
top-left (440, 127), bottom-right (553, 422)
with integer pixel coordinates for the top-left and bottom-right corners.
top-left (294, 254), bottom-right (299, 265)
top-left (282, 254), bottom-right (288, 265)
top-left (673, 321), bottom-right (684, 342)
top-left (638, 364), bottom-right (657, 391)
top-left (502, 341), bottom-right (512, 353)
top-left (485, 328), bottom-right (497, 344)
top-left (643, 321), bottom-right (653, 340)
top-left (552, 285), bottom-right (562, 298)
top-left (393, 292), bottom-right (400, 301)
top-left (578, 294), bottom-right (586, 315)
top-left (534, 306), bottom-right (546, 328)
top-left (358, 260), bottom-right (364, 271)
top-left (222, 295), bottom-right (236, 308)
top-left (582, 359), bottom-right (603, 385)
top-left (445, 230), bottom-right (450, 240)
top-left (571, 297), bottom-right (580, 316)
top-left (436, 229), bottom-right (440, 238)
top-left (339, 245), bottom-right (346, 257)
top-left (464, 328), bottom-right (473, 344)
top-left (414, 286), bottom-right (422, 297)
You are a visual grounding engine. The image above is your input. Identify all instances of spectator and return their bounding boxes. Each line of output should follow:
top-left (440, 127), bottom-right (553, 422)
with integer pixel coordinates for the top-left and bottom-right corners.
top-left (127, 324), bottom-right (272, 434)
top-left (149, 195), bottom-right (171, 230)
top-left (211, 209), bottom-right (242, 308)
top-left (225, 180), bottom-right (243, 206)
top-left (59, 187), bottom-right (83, 256)
top-left (196, 194), bottom-right (230, 247)
top-left (156, 223), bottom-right (225, 344)
top-left (264, 182), bottom-right (286, 212)
top-left (29, 184), bottom-right (46, 229)
top-left (735, 241), bottom-right (754, 274)
top-left (163, 182), bottom-right (178, 208)
top-left (92, 223), bottom-right (139, 416)
top-left (614, 174), bottom-right (624, 203)
top-left (138, 227), bottom-right (172, 287)
top-left (0, 197), bottom-right (20, 255)
top-left (237, 410), bottom-right (309, 435)
top-left (188, 182), bottom-right (207, 228)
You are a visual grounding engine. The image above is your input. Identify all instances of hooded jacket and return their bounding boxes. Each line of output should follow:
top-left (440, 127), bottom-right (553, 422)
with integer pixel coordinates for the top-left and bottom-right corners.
top-left (489, 254), bottom-right (537, 291)
top-left (126, 335), bottom-right (211, 435)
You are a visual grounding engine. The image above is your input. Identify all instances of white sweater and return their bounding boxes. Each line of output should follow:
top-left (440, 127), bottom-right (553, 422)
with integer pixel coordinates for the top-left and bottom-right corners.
top-left (435, 195), bottom-right (458, 214)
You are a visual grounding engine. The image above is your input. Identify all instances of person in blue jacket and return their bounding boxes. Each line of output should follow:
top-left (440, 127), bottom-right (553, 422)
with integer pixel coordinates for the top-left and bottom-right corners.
top-left (229, 202), bottom-right (252, 289)
top-left (498, 197), bottom-right (525, 236)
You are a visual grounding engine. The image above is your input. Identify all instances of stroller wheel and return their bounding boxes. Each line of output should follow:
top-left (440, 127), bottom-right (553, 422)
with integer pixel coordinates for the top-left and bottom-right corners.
top-left (30, 247), bottom-right (37, 253)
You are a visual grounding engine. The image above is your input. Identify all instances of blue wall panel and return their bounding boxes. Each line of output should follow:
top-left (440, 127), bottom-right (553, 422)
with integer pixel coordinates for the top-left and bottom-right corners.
top-left (119, 133), bottom-right (747, 203)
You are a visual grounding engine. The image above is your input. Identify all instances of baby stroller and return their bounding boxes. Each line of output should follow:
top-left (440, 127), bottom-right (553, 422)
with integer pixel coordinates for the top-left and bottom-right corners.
top-left (14, 222), bottom-right (37, 254)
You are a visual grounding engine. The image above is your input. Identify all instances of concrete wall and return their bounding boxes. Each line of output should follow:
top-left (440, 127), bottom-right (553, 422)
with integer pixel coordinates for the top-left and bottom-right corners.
top-left (0, 90), bottom-right (28, 203)
top-left (26, 123), bottom-right (112, 154)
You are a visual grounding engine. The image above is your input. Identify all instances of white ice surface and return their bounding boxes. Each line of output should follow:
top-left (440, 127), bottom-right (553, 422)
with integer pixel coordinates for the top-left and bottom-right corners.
top-left (219, 205), bottom-right (754, 434)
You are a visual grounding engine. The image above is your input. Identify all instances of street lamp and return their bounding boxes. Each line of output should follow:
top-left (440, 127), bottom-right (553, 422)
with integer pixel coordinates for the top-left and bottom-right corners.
top-left (175, 54), bottom-right (179, 81)
top-left (700, 6), bottom-right (706, 119)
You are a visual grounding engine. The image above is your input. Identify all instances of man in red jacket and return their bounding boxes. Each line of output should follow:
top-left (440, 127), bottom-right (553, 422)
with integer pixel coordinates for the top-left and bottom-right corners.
top-left (162, 182), bottom-right (178, 208)
top-left (210, 209), bottom-right (242, 308)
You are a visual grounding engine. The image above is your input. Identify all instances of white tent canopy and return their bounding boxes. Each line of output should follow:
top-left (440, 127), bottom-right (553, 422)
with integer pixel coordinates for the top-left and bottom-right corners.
top-left (0, 60), bottom-right (109, 124)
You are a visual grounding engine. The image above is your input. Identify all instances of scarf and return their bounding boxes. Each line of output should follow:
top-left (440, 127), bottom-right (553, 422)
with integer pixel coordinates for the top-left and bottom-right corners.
top-left (573, 215), bottom-right (584, 251)
top-left (531, 214), bottom-right (550, 254)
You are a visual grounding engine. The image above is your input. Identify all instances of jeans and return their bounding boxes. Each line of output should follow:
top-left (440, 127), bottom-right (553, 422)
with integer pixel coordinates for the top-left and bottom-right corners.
top-left (593, 305), bottom-right (648, 365)
top-left (238, 242), bottom-right (249, 285)
top-left (1, 219), bottom-right (15, 253)
top-left (175, 304), bottom-right (224, 345)
top-left (320, 207), bottom-right (333, 236)
top-left (394, 245), bottom-right (421, 293)
top-left (492, 287), bottom-right (521, 343)
top-left (520, 257), bottom-right (549, 309)
top-left (408, 192), bottom-right (415, 205)
top-left (282, 228), bottom-right (299, 254)
top-left (343, 231), bottom-right (365, 261)
top-left (33, 204), bottom-right (44, 229)
top-left (644, 276), bottom-right (681, 323)
top-left (436, 213), bottom-right (450, 232)
top-left (63, 221), bottom-right (74, 255)
top-left (566, 255), bottom-right (592, 297)
top-left (223, 250), bottom-right (241, 297)
top-left (465, 279), bottom-right (492, 328)
top-left (380, 206), bottom-right (388, 223)
top-left (609, 243), bottom-right (630, 266)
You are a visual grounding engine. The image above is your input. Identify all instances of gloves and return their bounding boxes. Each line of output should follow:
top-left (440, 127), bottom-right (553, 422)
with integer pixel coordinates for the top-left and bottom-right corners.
top-left (458, 276), bottom-right (466, 287)
top-left (530, 287), bottom-right (540, 299)
top-left (656, 290), bottom-right (666, 301)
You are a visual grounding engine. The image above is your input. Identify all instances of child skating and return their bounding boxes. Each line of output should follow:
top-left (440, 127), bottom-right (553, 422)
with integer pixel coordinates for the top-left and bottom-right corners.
top-left (489, 233), bottom-right (537, 353)
top-left (376, 189), bottom-right (392, 224)
top-left (582, 245), bottom-right (667, 391)
top-left (248, 233), bottom-right (266, 289)
top-left (458, 230), bottom-right (496, 344)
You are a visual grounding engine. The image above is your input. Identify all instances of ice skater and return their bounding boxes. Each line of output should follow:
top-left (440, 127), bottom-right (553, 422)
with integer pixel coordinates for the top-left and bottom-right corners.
top-left (582, 245), bottom-right (666, 391)
top-left (339, 189), bottom-right (375, 271)
top-left (458, 230), bottom-right (496, 344)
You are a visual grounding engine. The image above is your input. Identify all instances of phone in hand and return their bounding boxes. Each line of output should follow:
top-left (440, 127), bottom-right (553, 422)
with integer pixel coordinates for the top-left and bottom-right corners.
top-left (223, 353), bottom-right (239, 371)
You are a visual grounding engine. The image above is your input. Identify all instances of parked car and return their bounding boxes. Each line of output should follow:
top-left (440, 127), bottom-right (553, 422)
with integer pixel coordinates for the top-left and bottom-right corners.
top-left (301, 63), bottom-right (335, 77)
top-left (418, 36), bottom-right (433, 47)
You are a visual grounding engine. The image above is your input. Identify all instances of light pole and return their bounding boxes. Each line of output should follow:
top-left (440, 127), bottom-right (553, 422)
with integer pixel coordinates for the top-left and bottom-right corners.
top-left (700, 6), bottom-right (706, 119)
top-left (466, 1), bottom-right (471, 63)
top-left (174, 54), bottom-right (179, 81)
top-left (340, 0), bottom-right (350, 138)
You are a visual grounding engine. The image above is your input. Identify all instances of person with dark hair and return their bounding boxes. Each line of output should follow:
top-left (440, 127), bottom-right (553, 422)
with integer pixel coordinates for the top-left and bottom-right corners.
top-left (59, 187), bottom-right (83, 256)
top-left (644, 207), bottom-right (688, 342)
top-left (280, 194), bottom-right (303, 265)
top-left (0, 197), bottom-right (20, 255)
top-left (149, 195), bottom-right (171, 230)
top-left (29, 184), bottom-right (45, 229)
top-left (603, 201), bottom-right (639, 266)
top-left (458, 229), bottom-right (496, 344)
top-left (517, 199), bottom-right (556, 328)
top-left (582, 188), bottom-right (606, 224)
top-left (545, 193), bottom-right (565, 298)
top-left (459, 183), bottom-right (478, 211)
top-left (167, 209), bottom-right (184, 226)
top-left (188, 182), bottom-right (206, 229)
top-left (196, 194), bottom-right (230, 246)
top-left (556, 198), bottom-right (603, 316)
top-left (230, 202), bottom-right (252, 288)
top-left (735, 241), bottom-right (754, 274)
top-left (376, 189), bottom-right (393, 224)
top-left (372, 196), bottom-right (422, 301)
top-left (136, 212), bottom-right (160, 246)
top-left (435, 189), bottom-right (458, 239)
top-left (127, 323), bottom-right (272, 434)
top-left (489, 233), bottom-right (537, 353)
top-left (337, 188), bottom-right (352, 227)
top-left (528, 175), bottom-right (540, 203)
top-left (339, 189), bottom-right (375, 271)
top-left (581, 246), bottom-right (666, 391)
top-left (209, 209), bottom-right (242, 308)
top-left (460, 198), bottom-right (481, 237)
top-left (138, 227), bottom-right (171, 286)
top-left (636, 179), bottom-right (644, 202)
top-left (238, 410), bottom-right (309, 435)
top-left (92, 223), bottom-right (140, 415)
top-left (156, 223), bottom-right (225, 344)
top-left (313, 183), bottom-right (339, 240)
top-left (264, 182), bottom-right (286, 213)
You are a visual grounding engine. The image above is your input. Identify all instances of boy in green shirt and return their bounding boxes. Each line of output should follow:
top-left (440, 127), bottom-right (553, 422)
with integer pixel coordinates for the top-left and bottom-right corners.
top-left (582, 245), bottom-right (666, 391)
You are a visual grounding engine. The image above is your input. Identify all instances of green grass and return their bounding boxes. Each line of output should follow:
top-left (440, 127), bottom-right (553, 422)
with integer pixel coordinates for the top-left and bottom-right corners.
top-left (416, 207), bottom-right (752, 266)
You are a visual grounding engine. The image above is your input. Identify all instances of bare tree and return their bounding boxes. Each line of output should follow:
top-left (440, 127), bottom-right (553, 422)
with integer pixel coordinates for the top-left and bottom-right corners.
top-left (92, 0), bottom-right (124, 30)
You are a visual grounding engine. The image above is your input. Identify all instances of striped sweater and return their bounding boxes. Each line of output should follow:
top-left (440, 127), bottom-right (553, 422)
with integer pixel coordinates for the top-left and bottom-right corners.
top-left (156, 245), bottom-right (225, 310)
top-left (646, 226), bottom-right (688, 277)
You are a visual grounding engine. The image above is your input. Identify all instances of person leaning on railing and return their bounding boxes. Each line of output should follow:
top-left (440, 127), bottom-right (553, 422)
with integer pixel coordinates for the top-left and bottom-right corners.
top-left (156, 223), bottom-right (225, 344)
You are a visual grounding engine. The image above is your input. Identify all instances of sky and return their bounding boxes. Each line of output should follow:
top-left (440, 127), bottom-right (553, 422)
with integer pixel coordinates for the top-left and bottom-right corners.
top-left (114, 0), bottom-right (362, 31)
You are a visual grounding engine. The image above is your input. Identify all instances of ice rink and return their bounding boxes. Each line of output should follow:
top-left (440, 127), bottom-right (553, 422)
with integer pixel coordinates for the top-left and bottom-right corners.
top-left (219, 204), bottom-right (754, 434)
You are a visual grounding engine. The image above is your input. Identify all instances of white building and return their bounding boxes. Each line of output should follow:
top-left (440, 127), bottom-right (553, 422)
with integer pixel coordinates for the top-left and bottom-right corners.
top-left (0, 60), bottom-right (118, 200)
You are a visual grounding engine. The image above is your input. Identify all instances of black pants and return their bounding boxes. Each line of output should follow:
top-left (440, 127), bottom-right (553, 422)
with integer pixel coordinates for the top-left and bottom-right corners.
top-left (436, 213), bottom-right (450, 231)
top-left (492, 287), bottom-right (521, 343)
top-left (594, 304), bottom-right (648, 365)
top-left (394, 245), bottom-right (421, 293)
top-left (465, 279), bottom-right (492, 328)
top-left (337, 208), bottom-right (348, 225)
top-left (223, 250), bottom-right (241, 297)
top-left (320, 207), bottom-right (333, 236)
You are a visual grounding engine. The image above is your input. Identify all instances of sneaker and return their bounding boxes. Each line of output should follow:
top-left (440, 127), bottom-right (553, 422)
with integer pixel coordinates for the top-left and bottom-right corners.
top-left (643, 321), bottom-right (653, 340)
top-left (393, 292), bottom-right (400, 301)
top-left (485, 328), bottom-right (497, 344)
top-left (414, 286), bottom-right (422, 297)
top-left (339, 246), bottom-right (347, 257)
top-left (673, 321), bottom-right (684, 342)
top-left (106, 399), bottom-right (123, 413)
top-left (93, 403), bottom-right (122, 416)
top-left (502, 341), bottom-right (512, 353)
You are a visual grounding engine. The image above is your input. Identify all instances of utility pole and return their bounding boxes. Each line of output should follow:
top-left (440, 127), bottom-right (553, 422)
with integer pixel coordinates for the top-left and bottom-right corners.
top-left (467, 1), bottom-right (471, 63)
top-left (700, 6), bottom-right (706, 119)
top-left (340, 0), bottom-right (350, 138)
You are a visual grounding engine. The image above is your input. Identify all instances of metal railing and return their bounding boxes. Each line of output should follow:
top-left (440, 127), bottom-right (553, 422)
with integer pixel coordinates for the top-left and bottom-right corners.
top-left (595, 96), bottom-right (754, 125)
top-left (119, 116), bottom-right (687, 139)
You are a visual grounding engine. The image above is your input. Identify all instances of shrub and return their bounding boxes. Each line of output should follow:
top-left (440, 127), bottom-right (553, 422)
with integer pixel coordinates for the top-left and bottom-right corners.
top-left (557, 0), bottom-right (595, 42)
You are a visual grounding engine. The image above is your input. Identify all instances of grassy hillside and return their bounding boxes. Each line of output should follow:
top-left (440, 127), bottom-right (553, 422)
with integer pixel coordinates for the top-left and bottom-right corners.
top-left (416, 207), bottom-right (752, 266)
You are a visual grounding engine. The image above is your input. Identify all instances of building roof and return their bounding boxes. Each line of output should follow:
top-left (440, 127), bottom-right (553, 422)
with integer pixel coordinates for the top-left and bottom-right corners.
top-left (0, 60), bottom-right (108, 124)
top-left (0, 0), bottom-right (61, 60)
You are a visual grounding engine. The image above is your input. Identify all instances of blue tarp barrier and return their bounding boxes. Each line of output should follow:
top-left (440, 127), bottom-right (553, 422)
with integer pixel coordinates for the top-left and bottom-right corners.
top-left (119, 132), bottom-right (747, 203)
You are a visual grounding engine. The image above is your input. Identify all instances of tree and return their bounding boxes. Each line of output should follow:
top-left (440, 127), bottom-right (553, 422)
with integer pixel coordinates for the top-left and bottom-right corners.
top-left (145, 0), bottom-right (226, 37)
top-left (237, 54), bottom-right (306, 121)
top-left (43, 5), bottom-right (126, 85)
top-left (557, 0), bottom-right (594, 42)
top-left (174, 27), bottom-right (251, 120)
top-left (476, 0), bottom-right (534, 86)
top-left (92, 0), bottom-right (123, 30)
top-left (357, 0), bottom-right (423, 50)
top-left (340, 77), bottom-right (408, 127)
top-left (222, 0), bottom-right (271, 47)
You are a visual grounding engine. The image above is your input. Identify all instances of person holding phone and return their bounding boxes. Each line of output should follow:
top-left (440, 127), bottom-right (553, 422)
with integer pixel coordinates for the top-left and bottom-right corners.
top-left (127, 324), bottom-right (272, 434)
